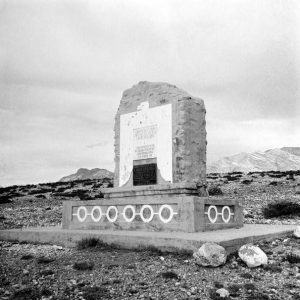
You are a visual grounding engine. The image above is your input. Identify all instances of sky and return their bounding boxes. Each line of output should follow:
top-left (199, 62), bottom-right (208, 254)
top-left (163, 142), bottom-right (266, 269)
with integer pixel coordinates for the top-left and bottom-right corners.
top-left (0, 0), bottom-right (300, 186)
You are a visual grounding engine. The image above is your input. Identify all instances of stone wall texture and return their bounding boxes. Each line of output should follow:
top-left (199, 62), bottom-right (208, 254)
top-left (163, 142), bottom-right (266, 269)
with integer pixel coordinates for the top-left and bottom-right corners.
top-left (113, 81), bottom-right (207, 188)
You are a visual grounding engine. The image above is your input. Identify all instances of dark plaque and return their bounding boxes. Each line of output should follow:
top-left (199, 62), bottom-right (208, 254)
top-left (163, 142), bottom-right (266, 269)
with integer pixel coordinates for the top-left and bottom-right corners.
top-left (133, 163), bottom-right (157, 186)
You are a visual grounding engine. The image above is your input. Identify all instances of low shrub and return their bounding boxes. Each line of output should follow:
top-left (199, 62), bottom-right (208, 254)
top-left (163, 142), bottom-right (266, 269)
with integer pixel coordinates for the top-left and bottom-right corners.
top-left (241, 179), bottom-right (253, 185)
top-left (35, 194), bottom-right (46, 199)
top-left (40, 268), bottom-right (54, 276)
top-left (285, 252), bottom-right (300, 264)
top-left (269, 181), bottom-right (278, 186)
top-left (73, 260), bottom-right (94, 271)
top-left (214, 281), bottom-right (224, 288)
top-left (240, 272), bottom-right (253, 279)
top-left (208, 186), bottom-right (223, 196)
top-left (21, 254), bottom-right (34, 260)
top-left (268, 173), bottom-right (285, 178)
top-left (161, 271), bottom-right (179, 280)
top-left (262, 264), bottom-right (282, 272)
top-left (243, 283), bottom-right (256, 291)
top-left (28, 188), bottom-right (52, 195)
top-left (0, 195), bottom-right (11, 204)
top-left (223, 175), bottom-right (240, 181)
top-left (37, 257), bottom-right (55, 264)
top-left (262, 201), bottom-right (300, 218)
top-left (82, 286), bottom-right (110, 300)
top-left (11, 286), bottom-right (42, 300)
top-left (77, 237), bottom-right (99, 249)
top-left (227, 283), bottom-right (242, 294)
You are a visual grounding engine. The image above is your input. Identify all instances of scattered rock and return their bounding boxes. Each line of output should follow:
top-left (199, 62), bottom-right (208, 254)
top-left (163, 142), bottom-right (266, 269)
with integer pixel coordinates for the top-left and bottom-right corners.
top-left (293, 226), bottom-right (300, 238)
top-left (216, 288), bottom-right (230, 298)
top-left (238, 244), bottom-right (268, 268)
top-left (193, 242), bottom-right (227, 267)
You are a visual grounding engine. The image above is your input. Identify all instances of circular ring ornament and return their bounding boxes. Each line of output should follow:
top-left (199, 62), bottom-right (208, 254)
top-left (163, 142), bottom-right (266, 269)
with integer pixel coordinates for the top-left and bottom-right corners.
top-left (123, 205), bottom-right (136, 222)
top-left (77, 206), bottom-right (87, 222)
top-left (91, 206), bottom-right (102, 222)
top-left (158, 204), bottom-right (174, 223)
top-left (207, 205), bottom-right (218, 223)
top-left (106, 206), bottom-right (118, 222)
top-left (221, 206), bottom-right (231, 223)
top-left (140, 205), bottom-right (154, 223)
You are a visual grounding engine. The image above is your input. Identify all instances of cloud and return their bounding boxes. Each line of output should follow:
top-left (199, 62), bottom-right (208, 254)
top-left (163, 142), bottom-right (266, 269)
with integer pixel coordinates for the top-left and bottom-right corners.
top-left (0, 0), bottom-right (299, 185)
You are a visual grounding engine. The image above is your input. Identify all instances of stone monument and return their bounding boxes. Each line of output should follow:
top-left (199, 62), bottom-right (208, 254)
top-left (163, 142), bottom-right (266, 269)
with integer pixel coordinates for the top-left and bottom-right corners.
top-left (62, 82), bottom-right (243, 232)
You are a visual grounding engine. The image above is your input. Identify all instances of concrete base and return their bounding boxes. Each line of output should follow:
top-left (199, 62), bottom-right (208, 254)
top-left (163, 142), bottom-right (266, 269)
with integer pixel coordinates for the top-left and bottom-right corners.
top-left (0, 224), bottom-right (295, 254)
top-left (62, 186), bottom-right (243, 232)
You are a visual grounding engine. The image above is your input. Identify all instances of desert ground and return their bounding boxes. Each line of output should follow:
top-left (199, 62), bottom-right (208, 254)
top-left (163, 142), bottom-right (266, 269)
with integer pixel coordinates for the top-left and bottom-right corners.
top-left (0, 171), bottom-right (300, 300)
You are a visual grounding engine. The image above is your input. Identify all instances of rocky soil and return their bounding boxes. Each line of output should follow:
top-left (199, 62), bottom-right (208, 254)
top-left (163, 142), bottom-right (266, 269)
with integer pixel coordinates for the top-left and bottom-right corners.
top-left (0, 236), bottom-right (300, 300)
top-left (0, 171), bottom-right (300, 299)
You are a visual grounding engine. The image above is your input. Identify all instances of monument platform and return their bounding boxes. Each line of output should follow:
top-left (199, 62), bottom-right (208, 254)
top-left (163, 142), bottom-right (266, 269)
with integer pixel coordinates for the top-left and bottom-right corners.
top-left (0, 224), bottom-right (295, 254)
top-left (62, 185), bottom-right (243, 232)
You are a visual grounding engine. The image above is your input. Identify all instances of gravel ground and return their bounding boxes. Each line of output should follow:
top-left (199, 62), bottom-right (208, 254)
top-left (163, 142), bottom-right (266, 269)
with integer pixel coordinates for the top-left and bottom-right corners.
top-left (0, 236), bottom-right (300, 300)
top-left (0, 173), bottom-right (300, 299)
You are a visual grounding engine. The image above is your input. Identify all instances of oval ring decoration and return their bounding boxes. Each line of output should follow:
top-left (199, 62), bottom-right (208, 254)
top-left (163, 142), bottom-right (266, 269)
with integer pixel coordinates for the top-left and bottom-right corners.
top-left (158, 204), bottom-right (174, 223)
top-left (106, 206), bottom-right (118, 222)
top-left (140, 205), bottom-right (154, 223)
top-left (91, 206), bottom-right (102, 222)
top-left (77, 206), bottom-right (88, 222)
top-left (207, 205), bottom-right (218, 223)
top-left (221, 206), bottom-right (231, 223)
top-left (123, 205), bottom-right (136, 222)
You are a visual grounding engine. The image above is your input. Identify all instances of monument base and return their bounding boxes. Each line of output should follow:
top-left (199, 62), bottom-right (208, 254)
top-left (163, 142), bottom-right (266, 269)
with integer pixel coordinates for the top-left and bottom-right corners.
top-left (62, 184), bottom-right (243, 232)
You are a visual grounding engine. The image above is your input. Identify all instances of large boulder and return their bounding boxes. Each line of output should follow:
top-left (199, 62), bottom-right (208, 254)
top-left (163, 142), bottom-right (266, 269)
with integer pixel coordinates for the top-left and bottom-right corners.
top-left (238, 244), bottom-right (268, 268)
top-left (193, 242), bottom-right (227, 267)
top-left (293, 226), bottom-right (300, 238)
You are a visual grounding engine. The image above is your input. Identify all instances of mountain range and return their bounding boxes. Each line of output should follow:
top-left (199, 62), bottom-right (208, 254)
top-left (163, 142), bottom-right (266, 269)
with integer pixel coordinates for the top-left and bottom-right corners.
top-left (59, 168), bottom-right (113, 182)
top-left (59, 147), bottom-right (300, 180)
top-left (207, 147), bottom-right (300, 173)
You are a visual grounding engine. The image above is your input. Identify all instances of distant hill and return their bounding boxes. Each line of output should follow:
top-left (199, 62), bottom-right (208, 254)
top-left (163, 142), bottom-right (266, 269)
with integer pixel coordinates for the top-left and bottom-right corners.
top-left (208, 147), bottom-right (300, 173)
top-left (281, 147), bottom-right (300, 157)
top-left (59, 168), bottom-right (113, 182)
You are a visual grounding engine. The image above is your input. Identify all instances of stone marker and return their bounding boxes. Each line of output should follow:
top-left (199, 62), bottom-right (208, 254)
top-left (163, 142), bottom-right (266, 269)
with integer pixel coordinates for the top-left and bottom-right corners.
top-left (62, 81), bottom-right (243, 232)
top-left (238, 244), bottom-right (268, 268)
top-left (193, 242), bottom-right (227, 267)
top-left (293, 226), bottom-right (300, 238)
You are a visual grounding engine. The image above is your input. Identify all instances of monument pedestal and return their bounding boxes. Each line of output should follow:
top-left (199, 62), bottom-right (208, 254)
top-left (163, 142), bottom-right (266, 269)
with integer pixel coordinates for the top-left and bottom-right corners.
top-left (62, 184), bottom-right (243, 232)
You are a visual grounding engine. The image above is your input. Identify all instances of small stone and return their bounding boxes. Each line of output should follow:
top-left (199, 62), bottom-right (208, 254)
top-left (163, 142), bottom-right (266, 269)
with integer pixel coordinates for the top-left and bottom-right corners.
top-left (53, 245), bottom-right (63, 250)
top-left (238, 244), bottom-right (268, 268)
top-left (12, 284), bottom-right (20, 289)
top-left (193, 242), bottom-right (227, 267)
top-left (159, 256), bottom-right (165, 261)
top-left (32, 280), bottom-right (38, 285)
top-left (70, 279), bottom-right (77, 285)
top-left (23, 269), bottom-right (29, 275)
top-left (4, 290), bottom-right (10, 295)
top-left (293, 226), bottom-right (300, 238)
top-left (216, 288), bottom-right (230, 298)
